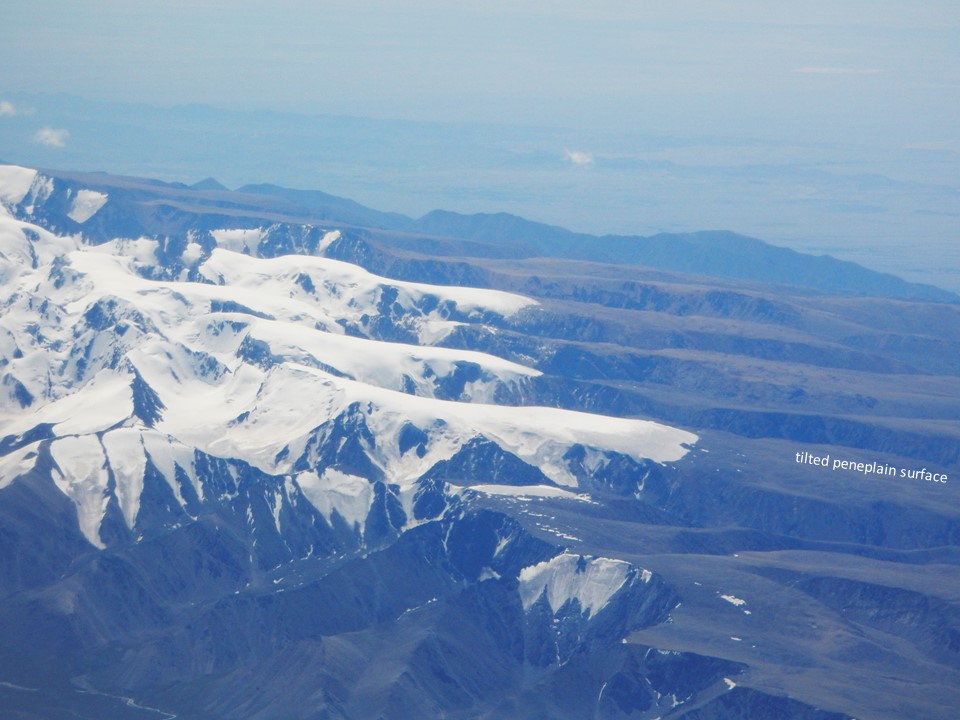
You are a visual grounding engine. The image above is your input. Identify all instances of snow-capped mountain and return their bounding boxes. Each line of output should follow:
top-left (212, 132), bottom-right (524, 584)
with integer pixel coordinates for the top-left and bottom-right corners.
top-left (0, 164), bottom-right (719, 719)
top-left (0, 164), bottom-right (694, 550)
top-left (2, 163), bottom-right (956, 720)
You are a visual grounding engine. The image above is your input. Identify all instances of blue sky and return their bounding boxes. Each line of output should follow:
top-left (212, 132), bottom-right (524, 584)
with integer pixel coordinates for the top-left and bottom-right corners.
top-left (1, 2), bottom-right (958, 289)
top-left (4, 1), bottom-right (958, 146)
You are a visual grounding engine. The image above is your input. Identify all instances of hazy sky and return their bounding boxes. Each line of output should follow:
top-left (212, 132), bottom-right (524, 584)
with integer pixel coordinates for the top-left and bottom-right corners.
top-left (3, 1), bottom-right (959, 148)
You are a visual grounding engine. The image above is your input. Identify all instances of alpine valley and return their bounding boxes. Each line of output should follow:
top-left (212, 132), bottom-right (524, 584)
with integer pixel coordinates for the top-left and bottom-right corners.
top-left (0, 164), bottom-right (958, 720)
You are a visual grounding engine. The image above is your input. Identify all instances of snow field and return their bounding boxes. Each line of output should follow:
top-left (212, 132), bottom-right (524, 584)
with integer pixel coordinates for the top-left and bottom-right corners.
top-left (0, 197), bottom-right (697, 551)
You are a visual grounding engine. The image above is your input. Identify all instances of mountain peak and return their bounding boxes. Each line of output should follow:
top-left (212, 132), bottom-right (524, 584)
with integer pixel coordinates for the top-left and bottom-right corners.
top-left (191, 176), bottom-right (228, 192)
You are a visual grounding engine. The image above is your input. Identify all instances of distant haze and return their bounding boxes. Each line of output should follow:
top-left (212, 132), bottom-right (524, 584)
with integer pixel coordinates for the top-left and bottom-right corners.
top-left (1, 2), bottom-right (958, 289)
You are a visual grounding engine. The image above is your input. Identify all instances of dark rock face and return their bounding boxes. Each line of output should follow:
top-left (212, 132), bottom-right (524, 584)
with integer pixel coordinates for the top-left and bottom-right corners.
top-left (420, 436), bottom-right (555, 488)
top-left (0, 479), bottom-right (689, 720)
top-left (678, 687), bottom-right (852, 720)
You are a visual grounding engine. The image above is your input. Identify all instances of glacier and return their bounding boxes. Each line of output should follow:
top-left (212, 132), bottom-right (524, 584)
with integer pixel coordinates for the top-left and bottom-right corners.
top-left (0, 164), bottom-right (697, 549)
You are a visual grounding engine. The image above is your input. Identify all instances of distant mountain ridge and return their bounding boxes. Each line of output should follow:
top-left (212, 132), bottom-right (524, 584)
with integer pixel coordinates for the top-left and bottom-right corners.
top-left (11, 162), bottom-right (958, 303)
top-left (412, 209), bottom-right (955, 302)
top-left (240, 184), bottom-right (959, 303)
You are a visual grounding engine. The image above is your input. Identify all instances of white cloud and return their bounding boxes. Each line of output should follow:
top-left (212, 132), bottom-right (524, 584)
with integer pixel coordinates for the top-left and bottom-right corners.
top-left (794, 66), bottom-right (881, 75)
top-left (0, 100), bottom-right (35, 116)
top-left (34, 127), bottom-right (70, 148)
top-left (564, 149), bottom-right (594, 166)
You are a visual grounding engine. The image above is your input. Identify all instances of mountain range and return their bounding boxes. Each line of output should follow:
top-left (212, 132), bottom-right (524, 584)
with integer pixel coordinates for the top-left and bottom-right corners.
top-left (0, 163), bottom-right (957, 719)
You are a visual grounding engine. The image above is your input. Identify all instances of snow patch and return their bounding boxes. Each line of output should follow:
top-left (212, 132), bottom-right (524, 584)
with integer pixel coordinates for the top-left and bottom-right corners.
top-left (141, 430), bottom-right (202, 502)
top-left (67, 190), bottom-right (108, 223)
top-left (269, 489), bottom-right (283, 533)
top-left (210, 228), bottom-right (265, 255)
top-left (181, 242), bottom-right (204, 265)
top-left (0, 443), bottom-right (40, 489)
top-left (243, 315), bottom-right (539, 397)
top-left (537, 526), bottom-right (582, 542)
top-left (101, 428), bottom-right (147, 529)
top-left (0, 165), bottom-right (38, 206)
top-left (519, 552), bottom-right (631, 617)
top-left (200, 246), bottom-right (537, 318)
top-left (418, 319), bottom-right (462, 344)
top-left (467, 483), bottom-right (591, 501)
top-left (316, 230), bottom-right (340, 254)
top-left (296, 468), bottom-right (373, 533)
top-left (50, 435), bottom-right (110, 548)
top-left (42, 372), bottom-right (134, 437)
